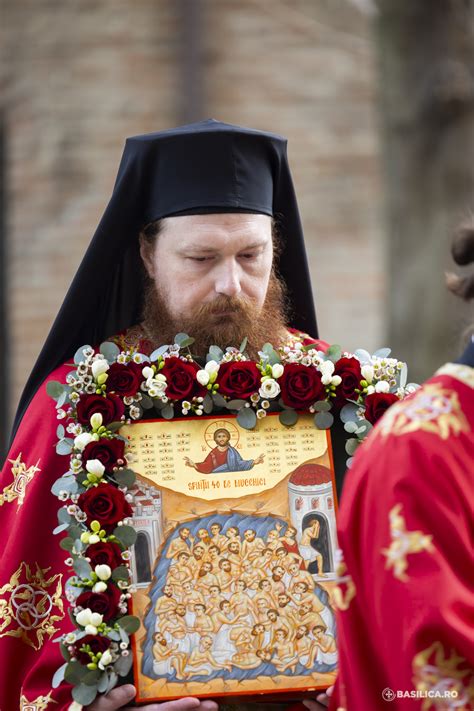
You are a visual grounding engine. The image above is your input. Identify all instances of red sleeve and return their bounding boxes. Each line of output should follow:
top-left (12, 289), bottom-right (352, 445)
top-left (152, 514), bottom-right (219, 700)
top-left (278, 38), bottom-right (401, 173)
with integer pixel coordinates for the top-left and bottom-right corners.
top-left (330, 374), bottom-right (474, 711)
top-left (0, 364), bottom-right (74, 710)
top-left (194, 449), bottom-right (217, 474)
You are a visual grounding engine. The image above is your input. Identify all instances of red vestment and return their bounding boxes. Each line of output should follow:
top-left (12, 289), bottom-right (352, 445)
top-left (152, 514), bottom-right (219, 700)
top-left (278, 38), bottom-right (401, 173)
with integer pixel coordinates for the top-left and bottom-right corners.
top-left (330, 364), bottom-right (474, 710)
top-left (194, 447), bottom-right (228, 473)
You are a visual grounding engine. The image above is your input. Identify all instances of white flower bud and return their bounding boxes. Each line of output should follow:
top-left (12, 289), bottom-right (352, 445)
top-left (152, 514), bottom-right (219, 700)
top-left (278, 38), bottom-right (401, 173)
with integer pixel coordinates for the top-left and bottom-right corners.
top-left (196, 370), bottom-right (210, 386)
top-left (205, 360), bottom-right (220, 374)
top-left (90, 413), bottom-right (103, 430)
top-left (95, 564), bottom-right (112, 581)
top-left (271, 363), bottom-right (284, 379)
top-left (91, 359), bottom-right (109, 379)
top-left (93, 581), bottom-right (108, 593)
top-left (142, 366), bottom-right (154, 379)
top-left (84, 624), bottom-right (99, 635)
top-left (98, 649), bottom-right (113, 669)
top-left (74, 432), bottom-right (94, 452)
top-left (375, 380), bottom-right (390, 393)
top-left (361, 365), bottom-right (374, 384)
top-left (75, 608), bottom-right (103, 629)
top-left (366, 385), bottom-right (375, 395)
top-left (331, 375), bottom-right (342, 386)
top-left (85, 459), bottom-right (105, 478)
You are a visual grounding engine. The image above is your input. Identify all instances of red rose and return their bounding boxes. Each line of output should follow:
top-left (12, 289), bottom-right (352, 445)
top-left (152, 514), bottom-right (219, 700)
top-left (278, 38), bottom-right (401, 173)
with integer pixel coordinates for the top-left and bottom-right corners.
top-left (280, 363), bottom-right (325, 409)
top-left (74, 634), bottom-right (111, 665)
top-left (78, 483), bottom-right (133, 532)
top-left (107, 362), bottom-right (143, 397)
top-left (76, 393), bottom-right (125, 426)
top-left (82, 438), bottom-right (125, 473)
top-left (333, 357), bottom-right (363, 409)
top-left (160, 357), bottom-right (202, 401)
top-left (364, 392), bottom-right (399, 425)
top-left (85, 542), bottom-right (124, 569)
top-left (217, 362), bottom-right (261, 399)
top-left (76, 584), bottom-right (122, 622)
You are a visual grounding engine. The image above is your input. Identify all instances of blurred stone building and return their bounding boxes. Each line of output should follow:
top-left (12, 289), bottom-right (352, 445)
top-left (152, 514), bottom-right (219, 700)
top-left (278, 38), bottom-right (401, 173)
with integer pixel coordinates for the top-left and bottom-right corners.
top-left (1, 0), bottom-right (384, 438)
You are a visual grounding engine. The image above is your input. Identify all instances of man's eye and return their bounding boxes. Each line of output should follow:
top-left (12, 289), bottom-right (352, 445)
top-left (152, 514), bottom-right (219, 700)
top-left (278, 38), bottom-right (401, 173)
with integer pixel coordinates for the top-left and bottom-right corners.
top-left (240, 252), bottom-right (257, 260)
top-left (188, 256), bottom-right (211, 262)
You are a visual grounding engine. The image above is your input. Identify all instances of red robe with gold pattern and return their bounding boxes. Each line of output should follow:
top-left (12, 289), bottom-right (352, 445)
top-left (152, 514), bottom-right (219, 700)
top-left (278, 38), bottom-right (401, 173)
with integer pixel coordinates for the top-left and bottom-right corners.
top-left (330, 363), bottom-right (474, 711)
top-left (0, 328), bottom-right (327, 710)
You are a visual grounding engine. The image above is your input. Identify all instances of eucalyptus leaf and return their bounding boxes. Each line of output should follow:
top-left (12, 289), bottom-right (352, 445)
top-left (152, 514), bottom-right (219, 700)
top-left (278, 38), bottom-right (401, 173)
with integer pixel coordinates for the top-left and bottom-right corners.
top-left (353, 349), bottom-right (371, 364)
top-left (100, 341), bottom-right (121, 363)
top-left (117, 615), bottom-right (141, 634)
top-left (399, 363), bottom-right (408, 389)
top-left (73, 557), bottom-right (93, 579)
top-left (236, 407), bottom-right (257, 430)
top-left (174, 332), bottom-right (191, 347)
top-left (111, 565), bottom-right (131, 582)
top-left (343, 421), bottom-right (358, 434)
top-left (118, 626), bottom-right (129, 645)
top-left (346, 456), bottom-right (354, 468)
top-left (53, 523), bottom-right (70, 535)
top-left (239, 337), bottom-right (248, 353)
top-left (46, 381), bottom-right (65, 399)
top-left (106, 671), bottom-right (119, 693)
top-left (226, 399), bottom-right (246, 411)
top-left (68, 524), bottom-right (84, 541)
top-left (150, 344), bottom-right (169, 360)
top-left (113, 525), bottom-right (138, 547)
top-left (313, 400), bottom-right (332, 412)
top-left (339, 403), bottom-right (359, 423)
top-left (345, 438), bottom-right (360, 456)
top-left (56, 424), bottom-right (65, 439)
top-left (178, 336), bottom-right (195, 348)
top-left (203, 394), bottom-right (213, 414)
top-left (161, 404), bottom-right (175, 420)
top-left (56, 439), bottom-right (73, 456)
top-left (59, 537), bottom-right (75, 552)
top-left (72, 683), bottom-right (98, 706)
top-left (113, 469), bottom-right (136, 489)
top-left (107, 421), bottom-right (124, 433)
top-left (97, 672), bottom-right (110, 693)
top-left (60, 641), bottom-right (71, 661)
top-left (107, 630), bottom-right (122, 642)
top-left (140, 394), bottom-right (153, 410)
top-left (261, 343), bottom-right (279, 365)
top-left (114, 652), bottom-right (134, 677)
top-left (212, 393), bottom-right (227, 409)
top-left (326, 344), bottom-right (342, 363)
top-left (52, 475), bottom-right (78, 497)
top-left (82, 668), bottom-right (102, 686)
top-left (58, 508), bottom-right (72, 525)
top-left (57, 389), bottom-right (69, 409)
top-left (52, 661), bottom-right (68, 688)
top-left (314, 411), bottom-right (334, 430)
top-left (373, 347), bottom-right (391, 359)
top-left (74, 345), bottom-right (93, 364)
top-left (65, 660), bottom-right (89, 684)
top-left (208, 345), bottom-right (224, 362)
top-left (279, 409), bottom-right (298, 427)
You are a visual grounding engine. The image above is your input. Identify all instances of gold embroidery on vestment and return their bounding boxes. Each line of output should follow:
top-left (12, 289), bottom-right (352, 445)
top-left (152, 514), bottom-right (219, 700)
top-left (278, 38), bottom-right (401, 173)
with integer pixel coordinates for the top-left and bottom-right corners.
top-left (0, 562), bottom-right (64, 650)
top-left (436, 362), bottom-right (474, 389)
top-left (412, 641), bottom-right (474, 709)
top-left (376, 383), bottom-right (470, 440)
top-left (332, 549), bottom-right (356, 610)
top-left (382, 504), bottom-right (434, 582)
top-left (0, 453), bottom-right (41, 507)
top-left (20, 691), bottom-right (56, 710)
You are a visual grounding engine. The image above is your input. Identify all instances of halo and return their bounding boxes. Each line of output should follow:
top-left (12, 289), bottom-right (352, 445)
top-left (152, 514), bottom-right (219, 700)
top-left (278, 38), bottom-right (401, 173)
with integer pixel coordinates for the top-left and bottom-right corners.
top-left (204, 420), bottom-right (240, 449)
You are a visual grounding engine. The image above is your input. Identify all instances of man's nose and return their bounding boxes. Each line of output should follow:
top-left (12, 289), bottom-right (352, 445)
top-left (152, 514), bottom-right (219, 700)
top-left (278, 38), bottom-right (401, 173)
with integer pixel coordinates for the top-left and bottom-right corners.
top-left (214, 259), bottom-right (242, 297)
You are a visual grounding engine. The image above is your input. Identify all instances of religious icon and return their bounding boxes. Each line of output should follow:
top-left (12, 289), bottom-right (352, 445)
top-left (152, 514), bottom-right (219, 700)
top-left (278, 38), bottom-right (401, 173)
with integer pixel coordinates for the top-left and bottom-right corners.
top-left (184, 423), bottom-right (265, 473)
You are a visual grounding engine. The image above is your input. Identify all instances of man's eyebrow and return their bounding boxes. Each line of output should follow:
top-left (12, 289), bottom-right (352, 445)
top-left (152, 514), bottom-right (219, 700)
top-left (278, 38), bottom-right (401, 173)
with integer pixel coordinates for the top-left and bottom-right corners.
top-left (178, 240), bottom-right (268, 254)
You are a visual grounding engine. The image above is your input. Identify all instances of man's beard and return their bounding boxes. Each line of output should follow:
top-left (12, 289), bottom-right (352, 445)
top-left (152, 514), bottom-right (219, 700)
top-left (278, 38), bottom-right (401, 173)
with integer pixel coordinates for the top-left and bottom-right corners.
top-left (141, 272), bottom-right (289, 359)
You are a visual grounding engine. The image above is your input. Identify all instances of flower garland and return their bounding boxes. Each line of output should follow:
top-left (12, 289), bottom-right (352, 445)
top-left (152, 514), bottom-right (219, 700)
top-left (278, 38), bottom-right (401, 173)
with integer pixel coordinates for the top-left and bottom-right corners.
top-left (48, 334), bottom-right (417, 706)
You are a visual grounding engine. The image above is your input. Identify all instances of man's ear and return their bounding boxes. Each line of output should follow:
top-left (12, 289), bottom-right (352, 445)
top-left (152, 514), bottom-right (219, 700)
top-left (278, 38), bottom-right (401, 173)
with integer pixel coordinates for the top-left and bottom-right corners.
top-left (139, 235), bottom-right (155, 278)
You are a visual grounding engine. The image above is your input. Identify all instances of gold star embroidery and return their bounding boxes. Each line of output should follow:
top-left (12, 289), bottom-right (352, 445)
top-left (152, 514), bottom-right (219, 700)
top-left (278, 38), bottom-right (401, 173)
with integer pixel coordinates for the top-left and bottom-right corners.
top-left (0, 453), bottom-right (41, 507)
top-left (413, 641), bottom-right (474, 709)
top-left (20, 691), bottom-right (56, 710)
top-left (382, 504), bottom-right (434, 582)
top-left (377, 383), bottom-right (470, 440)
top-left (332, 549), bottom-right (356, 610)
top-left (0, 562), bottom-right (64, 650)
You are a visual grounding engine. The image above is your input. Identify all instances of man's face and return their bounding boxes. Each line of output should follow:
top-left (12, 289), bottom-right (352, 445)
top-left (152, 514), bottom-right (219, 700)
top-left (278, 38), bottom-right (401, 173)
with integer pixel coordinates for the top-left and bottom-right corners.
top-left (180, 528), bottom-right (189, 539)
top-left (215, 431), bottom-right (230, 447)
top-left (211, 524), bottom-right (221, 535)
top-left (244, 530), bottom-right (255, 541)
top-left (141, 213), bottom-right (273, 320)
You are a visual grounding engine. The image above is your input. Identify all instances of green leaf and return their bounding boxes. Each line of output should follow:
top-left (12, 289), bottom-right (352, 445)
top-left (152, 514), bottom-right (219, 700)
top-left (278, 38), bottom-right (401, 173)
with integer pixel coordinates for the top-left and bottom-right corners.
top-left (68, 524), bottom-right (84, 541)
top-left (313, 400), bottom-right (332, 412)
top-left (60, 641), bottom-right (71, 662)
top-left (208, 346), bottom-right (224, 362)
top-left (113, 469), bottom-right (136, 489)
top-left (326, 344), bottom-right (342, 363)
top-left (343, 421), bottom-right (358, 434)
top-left (212, 393), bottom-right (227, 408)
top-left (52, 475), bottom-right (78, 497)
top-left (174, 332), bottom-right (193, 347)
top-left (113, 525), bottom-right (137, 547)
top-left (56, 424), bottom-right (65, 439)
top-left (353, 349), bottom-right (371, 364)
top-left (52, 661), bottom-right (68, 688)
top-left (117, 615), bottom-right (141, 634)
top-left (345, 438), bottom-right (360, 456)
top-left (226, 399), bottom-right (247, 411)
top-left (203, 394), bottom-right (213, 414)
top-left (111, 565), bottom-right (131, 582)
top-left (46, 381), bottom-right (65, 399)
top-left (114, 652), bottom-right (134, 677)
top-left (237, 407), bottom-right (257, 430)
top-left (279, 409), bottom-right (298, 427)
top-left (53, 523), bottom-right (70, 535)
top-left (339, 403), bottom-right (359, 423)
top-left (373, 348), bottom-right (391, 359)
top-left (65, 660), bottom-right (89, 684)
top-left (57, 389), bottom-right (69, 409)
top-left (261, 343), bottom-right (280, 365)
top-left (74, 345), bottom-right (93, 364)
top-left (140, 394), bottom-right (153, 410)
top-left (59, 537), bottom-right (75, 552)
top-left (107, 421), bottom-right (124, 433)
top-left (107, 630), bottom-right (122, 642)
top-left (58, 508), bottom-right (72, 524)
top-left (239, 337), bottom-right (248, 353)
top-left (97, 671), bottom-right (110, 693)
top-left (106, 671), bottom-right (119, 693)
top-left (161, 404), bottom-right (175, 420)
top-left (314, 411), bottom-right (334, 430)
top-left (72, 683), bottom-right (99, 706)
top-left (100, 341), bottom-right (121, 363)
top-left (82, 668), bottom-right (102, 686)
top-left (150, 345), bottom-right (169, 360)
top-left (399, 363), bottom-right (408, 389)
top-left (56, 439), bottom-right (73, 456)
top-left (73, 558), bottom-right (93, 579)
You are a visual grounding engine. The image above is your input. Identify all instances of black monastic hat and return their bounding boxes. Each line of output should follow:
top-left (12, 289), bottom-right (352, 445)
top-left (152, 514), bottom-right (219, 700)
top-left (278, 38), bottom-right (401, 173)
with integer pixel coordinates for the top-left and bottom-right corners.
top-left (12, 119), bottom-right (318, 438)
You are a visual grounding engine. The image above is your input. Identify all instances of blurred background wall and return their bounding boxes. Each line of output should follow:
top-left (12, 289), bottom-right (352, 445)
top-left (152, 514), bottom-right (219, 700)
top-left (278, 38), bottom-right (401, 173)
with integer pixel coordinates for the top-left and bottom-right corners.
top-left (1, 0), bottom-right (473, 458)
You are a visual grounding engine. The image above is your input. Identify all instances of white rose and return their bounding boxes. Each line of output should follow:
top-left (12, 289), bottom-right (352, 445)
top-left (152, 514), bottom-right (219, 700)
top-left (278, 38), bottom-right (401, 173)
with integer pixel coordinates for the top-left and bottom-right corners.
top-left (205, 360), bottom-right (220, 374)
top-left (361, 364), bottom-right (374, 384)
top-left (95, 564), bottom-right (112, 581)
top-left (271, 363), bottom-right (284, 379)
top-left (90, 413), bottom-right (103, 430)
top-left (85, 459), bottom-right (105, 478)
top-left (196, 369), bottom-right (210, 386)
top-left (259, 379), bottom-right (281, 399)
top-left (98, 649), bottom-right (113, 669)
top-left (74, 432), bottom-right (93, 452)
top-left (375, 380), bottom-right (390, 393)
top-left (91, 359), bottom-right (109, 379)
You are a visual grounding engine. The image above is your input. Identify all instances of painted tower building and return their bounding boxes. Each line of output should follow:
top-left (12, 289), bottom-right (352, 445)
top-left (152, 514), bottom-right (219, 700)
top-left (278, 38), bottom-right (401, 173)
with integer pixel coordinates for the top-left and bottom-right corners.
top-left (129, 480), bottom-right (163, 588)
